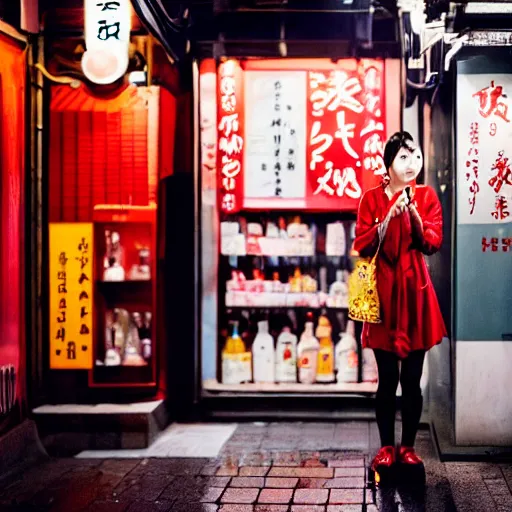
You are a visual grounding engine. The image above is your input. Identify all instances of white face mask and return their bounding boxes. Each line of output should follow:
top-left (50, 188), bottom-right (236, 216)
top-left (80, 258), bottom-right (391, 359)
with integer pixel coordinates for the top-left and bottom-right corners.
top-left (390, 146), bottom-right (423, 185)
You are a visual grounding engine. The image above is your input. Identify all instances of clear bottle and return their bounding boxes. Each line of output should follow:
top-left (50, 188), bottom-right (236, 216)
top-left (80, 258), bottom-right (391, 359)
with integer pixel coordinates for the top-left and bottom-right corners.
top-left (316, 314), bottom-right (335, 383)
top-left (328, 270), bottom-right (349, 308)
top-left (336, 320), bottom-right (358, 383)
top-left (275, 327), bottom-right (298, 383)
top-left (297, 315), bottom-right (320, 384)
top-left (222, 321), bottom-right (248, 384)
top-left (362, 346), bottom-right (378, 383)
top-left (253, 320), bottom-right (275, 383)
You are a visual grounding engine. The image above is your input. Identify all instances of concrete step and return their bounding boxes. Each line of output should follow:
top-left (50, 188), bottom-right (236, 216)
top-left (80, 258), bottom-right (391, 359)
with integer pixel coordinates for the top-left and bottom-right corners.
top-left (32, 399), bottom-right (170, 456)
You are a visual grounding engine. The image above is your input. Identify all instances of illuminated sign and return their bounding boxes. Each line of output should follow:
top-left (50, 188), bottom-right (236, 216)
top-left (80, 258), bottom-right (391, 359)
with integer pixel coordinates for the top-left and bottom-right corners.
top-left (49, 223), bottom-right (94, 369)
top-left (81, 0), bottom-right (131, 85)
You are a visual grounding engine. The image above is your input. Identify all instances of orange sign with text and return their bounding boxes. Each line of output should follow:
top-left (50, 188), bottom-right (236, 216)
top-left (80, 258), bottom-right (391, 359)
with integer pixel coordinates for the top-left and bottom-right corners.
top-left (49, 223), bottom-right (94, 369)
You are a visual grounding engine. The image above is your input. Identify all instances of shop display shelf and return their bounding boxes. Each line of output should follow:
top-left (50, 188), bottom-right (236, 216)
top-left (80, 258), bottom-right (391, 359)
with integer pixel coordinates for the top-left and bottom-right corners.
top-left (91, 364), bottom-right (156, 388)
top-left (225, 305), bottom-right (348, 310)
top-left (202, 379), bottom-right (377, 395)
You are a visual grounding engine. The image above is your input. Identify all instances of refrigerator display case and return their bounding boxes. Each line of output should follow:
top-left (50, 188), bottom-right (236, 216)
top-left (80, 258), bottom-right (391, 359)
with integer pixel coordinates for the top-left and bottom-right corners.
top-left (89, 205), bottom-right (157, 388)
top-left (199, 57), bottom-right (400, 397)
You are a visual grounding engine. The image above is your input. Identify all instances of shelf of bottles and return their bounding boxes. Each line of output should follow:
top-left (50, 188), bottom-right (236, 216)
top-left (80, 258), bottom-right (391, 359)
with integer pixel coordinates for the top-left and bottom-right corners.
top-left (214, 212), bottom-right (379, 393)
top-left (89, 206), bottom-right (157, 388)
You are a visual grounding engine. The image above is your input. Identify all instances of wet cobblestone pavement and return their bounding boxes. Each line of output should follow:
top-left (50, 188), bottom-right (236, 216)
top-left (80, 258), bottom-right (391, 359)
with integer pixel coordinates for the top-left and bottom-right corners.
top-left (0, 422), bottom-right (511, 511)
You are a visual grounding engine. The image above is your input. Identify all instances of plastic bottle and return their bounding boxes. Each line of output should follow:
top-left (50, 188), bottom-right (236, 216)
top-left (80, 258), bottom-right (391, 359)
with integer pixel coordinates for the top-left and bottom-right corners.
top-left (335, 320), bottom-right (358, 383)
top-left (252, 320), bottom-right (275, 383)
top-left (275, 327), bottom-right (298, 383)
top-left (297, 315), bottom-right (320, 384)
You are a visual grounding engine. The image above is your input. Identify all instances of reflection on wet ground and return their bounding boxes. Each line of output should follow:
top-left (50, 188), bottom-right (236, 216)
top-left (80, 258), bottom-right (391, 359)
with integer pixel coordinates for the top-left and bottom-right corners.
top-left (0, 422), bottom-right (509, 511)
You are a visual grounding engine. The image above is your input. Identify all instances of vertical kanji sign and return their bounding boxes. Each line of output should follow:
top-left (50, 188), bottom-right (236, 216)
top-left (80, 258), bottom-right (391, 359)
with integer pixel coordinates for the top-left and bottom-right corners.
top-left (81, 0), bottom-right (131, 85)
top-left (49, 223), bottom-right (94, 369)
top-left (457, 74), bottom-right (512, 224)
top-left (217, 60), bottom-right (245, 213)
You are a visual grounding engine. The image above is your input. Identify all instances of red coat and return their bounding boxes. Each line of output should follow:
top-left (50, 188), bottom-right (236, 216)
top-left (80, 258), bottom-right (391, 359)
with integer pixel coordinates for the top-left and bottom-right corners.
top-left (353, 184), bottom-right (447, 358)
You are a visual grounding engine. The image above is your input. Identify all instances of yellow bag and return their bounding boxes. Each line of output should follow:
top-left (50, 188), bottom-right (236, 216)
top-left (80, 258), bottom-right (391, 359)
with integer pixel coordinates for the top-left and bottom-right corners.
top-left (348, 250), bottom-right (381, 324)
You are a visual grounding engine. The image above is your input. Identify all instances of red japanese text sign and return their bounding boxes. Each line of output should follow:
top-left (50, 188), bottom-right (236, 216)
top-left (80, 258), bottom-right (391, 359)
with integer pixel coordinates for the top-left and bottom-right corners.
top-left (306, 60), bottom-right (386, 210)
top-left (216, 59), bottom-right (386, 212)
top-left (217, 60), bottom-right (244, 213)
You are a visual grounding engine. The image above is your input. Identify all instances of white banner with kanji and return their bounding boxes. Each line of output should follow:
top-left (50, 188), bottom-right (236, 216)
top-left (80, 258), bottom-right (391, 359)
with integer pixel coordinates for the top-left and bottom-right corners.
top-left (457, 73), bottom-right (512, 224)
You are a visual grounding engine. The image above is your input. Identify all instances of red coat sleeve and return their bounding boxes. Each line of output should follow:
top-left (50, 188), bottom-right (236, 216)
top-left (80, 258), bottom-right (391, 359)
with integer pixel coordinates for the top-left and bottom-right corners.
top-left (412, 186), bottom-right (443, 255)
top-left (353, 190), bottom-right (380, 258)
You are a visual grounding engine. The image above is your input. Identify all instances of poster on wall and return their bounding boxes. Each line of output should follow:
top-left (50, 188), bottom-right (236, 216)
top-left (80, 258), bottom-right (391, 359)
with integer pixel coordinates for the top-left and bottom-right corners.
top-left (457, 74), bottom-right (512, 225)
top-left (49, 223), bottom-right (94, 370)
top-left (244, 71), bottom-right (307, 203)
top-left (234, 59), bottom-right (386, 211)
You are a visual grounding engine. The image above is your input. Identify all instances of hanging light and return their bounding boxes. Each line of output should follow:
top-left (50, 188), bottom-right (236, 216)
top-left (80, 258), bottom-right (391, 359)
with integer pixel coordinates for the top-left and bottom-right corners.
top-left (81, 0), bottom-right (132, 85)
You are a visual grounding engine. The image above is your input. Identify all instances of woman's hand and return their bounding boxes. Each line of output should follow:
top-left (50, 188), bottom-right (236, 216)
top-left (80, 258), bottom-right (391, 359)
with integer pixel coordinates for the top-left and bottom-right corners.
top-left (388, 189), bottom-right (410, 219)
top-left (408, 202), bottom-right (423, 231)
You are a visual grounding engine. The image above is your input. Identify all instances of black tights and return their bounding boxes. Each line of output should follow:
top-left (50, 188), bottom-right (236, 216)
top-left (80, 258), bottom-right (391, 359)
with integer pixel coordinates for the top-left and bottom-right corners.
top-left (374, 349), bottom-right (426, 448)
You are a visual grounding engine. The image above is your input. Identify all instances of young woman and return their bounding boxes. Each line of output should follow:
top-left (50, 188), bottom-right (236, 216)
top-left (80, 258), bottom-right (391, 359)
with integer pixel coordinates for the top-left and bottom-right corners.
top-left (352, 131), bottom-right (446, 472)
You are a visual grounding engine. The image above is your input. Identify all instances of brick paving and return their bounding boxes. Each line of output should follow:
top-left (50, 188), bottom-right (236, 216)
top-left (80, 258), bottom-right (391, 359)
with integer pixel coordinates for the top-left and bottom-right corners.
top-left (0, 422), bottom-right (510, 511)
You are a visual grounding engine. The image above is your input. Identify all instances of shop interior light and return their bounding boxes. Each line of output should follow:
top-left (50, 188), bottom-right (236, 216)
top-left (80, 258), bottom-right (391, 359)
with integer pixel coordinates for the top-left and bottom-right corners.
top-left (465, 2), bottom-right (512, 14)
top-left (82, 0), bottom-right (132, 85)
top-left (129, 70), bottom-right (147, 85)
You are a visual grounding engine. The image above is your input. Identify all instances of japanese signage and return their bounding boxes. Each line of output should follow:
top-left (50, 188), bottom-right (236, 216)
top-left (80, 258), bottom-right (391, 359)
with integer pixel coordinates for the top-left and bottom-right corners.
top-left (200, 60), bottom-right (218, 196)
top-left (481, 236), bottom-right (512, 252)
top-left (306, 61), bottom-right (385, 210)
top-left (49, 223), bottom-right (93, 369)
top-left (244, 71), bottom-right (307, 202)
top-left (217, 60), bottom-right (244, 213)
top-left (81, 0), bottom-right (131, 85)
top-left (457, 74), bottom-right (512, 224)
top-left (236, 59), bottom-right (386, 211)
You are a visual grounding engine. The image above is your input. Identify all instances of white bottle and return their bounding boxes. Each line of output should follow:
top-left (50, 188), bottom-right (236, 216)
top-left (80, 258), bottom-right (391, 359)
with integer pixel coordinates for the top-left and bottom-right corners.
top-left (336, 320), bottom-right (358, 383)
top-left (362, 347), bottom-right (378, 382)
top-left (252, 321), bottom-right (275, 383)
top-left (297, 321), bottom-right (320, 384)
top-left (275, 327), bottom-right (298, 383)
top-left (328, 270), bottom-right (349, 308)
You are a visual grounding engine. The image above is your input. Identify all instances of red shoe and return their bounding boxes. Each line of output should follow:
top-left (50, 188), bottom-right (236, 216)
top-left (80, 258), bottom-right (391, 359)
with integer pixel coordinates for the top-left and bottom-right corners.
top-left (371, 445), bottom-right (396, 472)
top-left (398, 446), bottom-right (423, 465)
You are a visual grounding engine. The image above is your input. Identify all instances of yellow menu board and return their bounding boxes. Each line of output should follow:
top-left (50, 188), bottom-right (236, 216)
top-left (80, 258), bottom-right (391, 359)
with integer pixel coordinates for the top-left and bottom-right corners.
top-left (49, 223), bottom-right (94, 369)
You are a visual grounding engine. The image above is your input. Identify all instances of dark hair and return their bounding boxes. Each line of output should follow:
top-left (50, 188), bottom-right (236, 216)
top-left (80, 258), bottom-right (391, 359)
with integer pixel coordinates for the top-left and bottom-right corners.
top-left (383, 131), bottom-right (415, 170)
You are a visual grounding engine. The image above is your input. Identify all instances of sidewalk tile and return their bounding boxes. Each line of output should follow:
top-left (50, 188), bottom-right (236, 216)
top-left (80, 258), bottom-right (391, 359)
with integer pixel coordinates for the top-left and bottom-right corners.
top-left (200, 487), bottom-right (224, 503)
top-left (268, 467), bottom-right (333, 478)
top-left (293, 488), bottom-right (329, 504)
top-left (328, 459), bottom-right (365, 468)
top-left (221, 488), bottom-right (260, 504)
top-left (291, 506), bottom-right (326, 512)
top-left (301, 458), bottom-right (327, 468)
top-left (258, 488), bottom-right (293, 504)
top-left (219, 506), bottom-right (253, 512)
top-left (271, 451), bottom-right (301, 466)
top-left (231, 477), bottom-right (265, 488)
top-left (239, 467), bottom-right (270, 477)
top-left (297, 478), bottom-right (327, 489)
top-left (333, 467), bottom-right (365, 478)
top-left (265, 477), bottom-right (298, 488)
top-left (217, 466), bottom-right (239, 477)
top-left (329, 489), bottom-right (364, 504)
top-left (324, 477), bottom-right (364, 489)
top-left (206, 476), bottom-right (232, 487)
top-left (327, 506), bottom-right (364, 511)
top-left (255, 506), bottom-right (289, 512)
